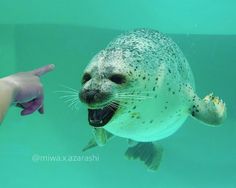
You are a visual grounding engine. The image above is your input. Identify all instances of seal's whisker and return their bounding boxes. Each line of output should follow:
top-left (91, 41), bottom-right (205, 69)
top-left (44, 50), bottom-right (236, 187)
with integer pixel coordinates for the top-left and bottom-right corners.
top-left (110, 102), bottom-right (122, 108)
top-left (69, 99), bottom-right (79, 109)
top-left (73, 101), bottom-right (80, 111)
top-left (58, 84), bottom-right (78, 92)
top-left (56, 90), bottom-right (81, 111)
top-left (116, 94), bottom-right (153, 99)
top-left (111, 100), bottom-right (128, 108)
top-left (115, 98), bottom-right (149, 102)
top-left (59, 94), bottom-right (78, 99)
top-left (117, 91), bottom-right (154, 95)
top-left (55, 85), bottom-right (81, 112)
top-left (116, 96), bottom-right (147, 100)
top-left (116, 92), bottom-right (154, 96)
top-left (59, 94), bottom-right (78, 101)
top-left (67, 98), bottom-right (80, 111)
top-left (116, 93), bottom-right (148, 96)
top-left (116, 93), bottom-right (154, 97)
top-left (54, 90), bottom-right (78, 95)
top-left (65, 100), bottom-right (76, 110)
top-left (115, 96), bottom-right (153, 100)
top-left (118, 88), bottom-right (155, 93)
top-left (71, 102), bottom-right (79, 111)
top-left (64, 97), bottom-right (79, 103)
top-left (64, 97), bottom-right (77, 104)
top-left (117, 92), bottom-right (154, 96)
top-left (107, 104), bottom-right (116, 112)
top-left (109, 101), bottom-right (122, 108)
top-left (67, 100), bottom-right (78, 107)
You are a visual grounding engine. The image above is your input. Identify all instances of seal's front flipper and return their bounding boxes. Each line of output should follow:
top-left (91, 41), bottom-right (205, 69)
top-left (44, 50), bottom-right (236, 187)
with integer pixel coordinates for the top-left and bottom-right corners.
top-left (82, 138), bottom-right (98, 152)
top-left (82, 128), bottom-right (113, 152)
top-left (127, 139), bottom-right (137, 147)
top-left (125, 142), bottom-right (163, 171)
top-left (190, 93), bottom-right (227, 126)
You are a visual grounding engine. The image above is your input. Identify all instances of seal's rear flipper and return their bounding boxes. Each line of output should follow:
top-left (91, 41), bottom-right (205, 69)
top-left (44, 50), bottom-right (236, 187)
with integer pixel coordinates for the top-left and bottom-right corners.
top-left (190, 93), bottom-right (227, 126)
top-left (82, 128), bottom-right (113, 152)
top-left (125, 142), bottom-right (163, 171)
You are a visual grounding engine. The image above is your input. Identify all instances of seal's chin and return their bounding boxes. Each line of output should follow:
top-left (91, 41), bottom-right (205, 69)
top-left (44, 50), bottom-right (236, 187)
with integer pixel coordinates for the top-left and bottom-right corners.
top-left (88, 103), bottom-right (119, 127)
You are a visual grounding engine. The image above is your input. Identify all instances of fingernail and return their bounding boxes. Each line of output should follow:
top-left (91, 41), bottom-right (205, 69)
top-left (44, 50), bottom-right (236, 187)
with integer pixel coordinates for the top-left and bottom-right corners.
top-left (49, 64), bottom-right (55, 70)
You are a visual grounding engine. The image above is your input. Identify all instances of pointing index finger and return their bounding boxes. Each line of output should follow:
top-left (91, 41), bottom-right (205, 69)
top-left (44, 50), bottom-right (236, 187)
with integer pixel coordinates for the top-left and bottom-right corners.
top-left (32, 64), bottom-right (55, 77)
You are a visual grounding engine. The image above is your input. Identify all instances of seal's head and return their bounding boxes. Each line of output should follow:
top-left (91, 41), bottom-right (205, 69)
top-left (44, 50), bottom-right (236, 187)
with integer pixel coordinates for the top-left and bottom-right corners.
top-left (79, 30), bottom-right (160, 129)
top-left (79, 49), bottom-right (133, 128)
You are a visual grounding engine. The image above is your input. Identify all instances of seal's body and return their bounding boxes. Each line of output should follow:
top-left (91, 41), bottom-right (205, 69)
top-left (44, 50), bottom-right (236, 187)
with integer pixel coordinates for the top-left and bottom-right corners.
top-left (98, 29), bottom-right (195, 142)
top-left (79, 29), bottom-right (226, 170)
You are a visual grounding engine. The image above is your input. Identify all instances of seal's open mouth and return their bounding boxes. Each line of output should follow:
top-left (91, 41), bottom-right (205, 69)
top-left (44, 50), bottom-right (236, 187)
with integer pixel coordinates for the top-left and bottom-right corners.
top-left (88, 103), bottom-right (119, 127)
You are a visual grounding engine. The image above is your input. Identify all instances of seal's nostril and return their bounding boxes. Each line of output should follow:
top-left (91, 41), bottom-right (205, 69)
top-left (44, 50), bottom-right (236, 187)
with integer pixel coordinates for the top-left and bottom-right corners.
top-left (81, 89), bottom-right (99, 104)
top-left (86, 91), bottom-right (96, 104)
top-left (79, 89), bottom-right (110, 105)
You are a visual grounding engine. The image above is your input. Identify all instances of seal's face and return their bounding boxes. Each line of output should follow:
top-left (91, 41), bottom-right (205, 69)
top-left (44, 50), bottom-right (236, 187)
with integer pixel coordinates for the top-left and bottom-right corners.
top-left (79, 50), bottom-right (130, 128)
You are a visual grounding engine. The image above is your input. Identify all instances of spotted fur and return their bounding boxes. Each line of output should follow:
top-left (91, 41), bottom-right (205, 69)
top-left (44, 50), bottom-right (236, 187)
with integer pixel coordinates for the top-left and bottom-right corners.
top-left (81, 29), bottom-right (226, 142)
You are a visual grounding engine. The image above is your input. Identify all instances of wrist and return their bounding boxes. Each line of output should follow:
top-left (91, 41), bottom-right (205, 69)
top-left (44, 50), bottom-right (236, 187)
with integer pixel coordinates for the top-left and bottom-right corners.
top-left (0, 78), bottom-right (18, 104)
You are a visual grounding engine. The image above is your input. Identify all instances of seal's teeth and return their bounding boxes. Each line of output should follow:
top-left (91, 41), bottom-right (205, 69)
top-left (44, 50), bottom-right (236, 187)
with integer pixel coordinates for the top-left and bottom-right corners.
top-left (100, 120), bottom-right (103, 124)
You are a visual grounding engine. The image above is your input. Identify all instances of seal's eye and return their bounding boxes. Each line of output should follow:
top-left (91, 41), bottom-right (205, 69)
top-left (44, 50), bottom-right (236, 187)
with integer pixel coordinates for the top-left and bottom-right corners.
top-left (82, 73), bottom-right (91, 84)
top-left (109, 74), bottom-right (126, 84)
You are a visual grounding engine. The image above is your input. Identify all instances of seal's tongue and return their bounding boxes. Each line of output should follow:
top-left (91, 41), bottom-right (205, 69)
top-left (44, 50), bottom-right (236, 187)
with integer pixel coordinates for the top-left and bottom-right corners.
top-left (88, 104), bottom-right (118, 127)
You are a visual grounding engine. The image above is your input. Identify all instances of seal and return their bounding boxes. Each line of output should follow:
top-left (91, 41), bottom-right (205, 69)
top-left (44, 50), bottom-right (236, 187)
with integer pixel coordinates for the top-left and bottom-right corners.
top-left (79, 29), bottom-right (227, 171)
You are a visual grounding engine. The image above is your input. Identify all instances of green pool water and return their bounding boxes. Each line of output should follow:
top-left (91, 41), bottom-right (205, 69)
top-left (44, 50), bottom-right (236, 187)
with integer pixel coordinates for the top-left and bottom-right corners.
top-left (0, 1), bottom-right (236, 188)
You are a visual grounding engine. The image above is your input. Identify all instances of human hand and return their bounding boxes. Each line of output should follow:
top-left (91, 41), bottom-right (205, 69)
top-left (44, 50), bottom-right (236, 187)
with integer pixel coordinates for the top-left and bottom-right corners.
top-left (2, 64), bottom-right (55, 115)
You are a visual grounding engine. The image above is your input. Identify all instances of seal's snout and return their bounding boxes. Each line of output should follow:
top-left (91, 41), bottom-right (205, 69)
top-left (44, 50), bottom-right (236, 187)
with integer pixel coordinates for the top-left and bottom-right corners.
top-left (79, 89), bottom-right (110, 105)
top-left (79, 89), bottom-right (99, 104)
top-left (79, 88), bottom-right (119, 127)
